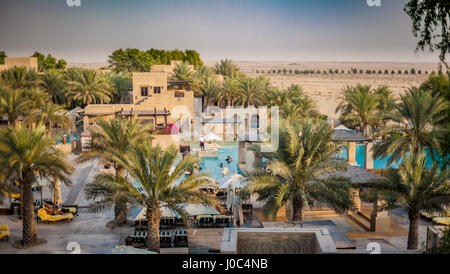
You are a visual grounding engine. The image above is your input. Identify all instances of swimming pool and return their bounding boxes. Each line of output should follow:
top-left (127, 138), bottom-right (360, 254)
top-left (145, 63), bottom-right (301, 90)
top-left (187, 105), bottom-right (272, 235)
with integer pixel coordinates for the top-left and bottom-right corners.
top-left (56, 132), bottom-right (80, 144)
top-left (338, 144), bottom-right (445, 169)
top-left (199, 147), bottom-right (241, 180)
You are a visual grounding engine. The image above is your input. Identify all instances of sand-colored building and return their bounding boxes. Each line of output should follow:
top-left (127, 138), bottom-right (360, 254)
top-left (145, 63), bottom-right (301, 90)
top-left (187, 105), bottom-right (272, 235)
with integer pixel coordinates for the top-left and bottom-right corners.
top-left (0, 57), bottom-right (38, 72)
top-left (83, 71), bottom-right (195, 130)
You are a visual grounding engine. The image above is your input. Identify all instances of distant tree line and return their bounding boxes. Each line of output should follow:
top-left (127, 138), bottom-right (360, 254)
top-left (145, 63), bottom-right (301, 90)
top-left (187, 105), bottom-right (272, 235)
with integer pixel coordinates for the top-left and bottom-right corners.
top-left (255, 67), bottom-right (446, 76)
top-left (107, 48), bottom-right (204, 72)
top-left (31, 51), bottom-right (67, 72)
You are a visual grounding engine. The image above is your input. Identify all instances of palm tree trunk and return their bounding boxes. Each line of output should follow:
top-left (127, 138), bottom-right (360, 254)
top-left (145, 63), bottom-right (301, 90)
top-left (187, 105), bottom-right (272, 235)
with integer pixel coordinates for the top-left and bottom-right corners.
top-left (292, 196), bottom-right (303, 222)
top-left (52, 178), bottom-right (62, 206)
top-left (21, 180), bottom-right (38, 246)
top-left (18, 182), bottom-right (24, 219)
top-left (113, 165), bottom-right (128, 226)
top-left (114, 202), bottom-right (128, 226)
top-left (146, 203), bottom-right (161, 253)
top-left (407, 208), bottom-right (420, 250)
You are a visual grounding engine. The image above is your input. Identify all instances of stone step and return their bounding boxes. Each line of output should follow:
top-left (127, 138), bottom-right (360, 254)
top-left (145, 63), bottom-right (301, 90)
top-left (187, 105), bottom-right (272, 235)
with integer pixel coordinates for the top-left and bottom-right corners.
top-left (357, 211), bottom-right (371, 223)
top-left (348, 213), bottom-right (371, 232)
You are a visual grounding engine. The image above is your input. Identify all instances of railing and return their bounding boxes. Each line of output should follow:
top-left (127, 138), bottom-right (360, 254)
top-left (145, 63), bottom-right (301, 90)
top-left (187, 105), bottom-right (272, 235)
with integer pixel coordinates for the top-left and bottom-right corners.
top-left (135, 96), bottom-right (149, 105)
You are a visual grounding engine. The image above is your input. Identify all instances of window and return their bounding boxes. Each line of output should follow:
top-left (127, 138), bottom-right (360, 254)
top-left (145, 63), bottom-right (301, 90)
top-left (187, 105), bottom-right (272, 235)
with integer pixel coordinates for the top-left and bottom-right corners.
top-left (141, 86), bottom-right (148, 96)
top-left (175, 91), bottom-right (184, 98)
top-left (153, 86), bottom-right (161, 94)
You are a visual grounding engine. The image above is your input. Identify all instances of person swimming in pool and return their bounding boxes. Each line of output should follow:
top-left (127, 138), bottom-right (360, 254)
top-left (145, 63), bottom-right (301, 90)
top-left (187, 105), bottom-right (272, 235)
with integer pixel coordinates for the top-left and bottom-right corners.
top-left (220, 163), bottom-right (223, 168)
top-left (226, 156), bottom-right (232, 163)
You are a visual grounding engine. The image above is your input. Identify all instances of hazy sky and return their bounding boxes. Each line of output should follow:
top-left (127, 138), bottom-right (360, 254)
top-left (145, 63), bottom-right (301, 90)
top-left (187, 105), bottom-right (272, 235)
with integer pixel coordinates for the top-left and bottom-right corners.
top-left (0, 0), bottom-right (441, 63)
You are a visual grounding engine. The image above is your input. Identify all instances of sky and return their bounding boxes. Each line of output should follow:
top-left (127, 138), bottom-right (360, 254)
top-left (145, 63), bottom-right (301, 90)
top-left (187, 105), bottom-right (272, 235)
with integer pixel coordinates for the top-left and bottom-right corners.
top-left (0, 0), bottom-right (441, 63)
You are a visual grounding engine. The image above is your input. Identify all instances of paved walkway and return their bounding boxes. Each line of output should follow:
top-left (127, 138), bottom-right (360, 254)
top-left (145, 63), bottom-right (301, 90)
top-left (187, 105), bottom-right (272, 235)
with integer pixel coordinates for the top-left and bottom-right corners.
top-left (0, 210), bottom-right (128, 254)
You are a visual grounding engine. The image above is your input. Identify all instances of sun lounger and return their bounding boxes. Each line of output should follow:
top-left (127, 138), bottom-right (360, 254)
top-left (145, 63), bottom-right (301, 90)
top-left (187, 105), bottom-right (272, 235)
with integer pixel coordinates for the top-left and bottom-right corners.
top-left (0, 225), bottom-right (10, 242)
top-left (43, 203), bottom-right (78, 216)
top-left (4, 192), bottom-right (20, 199)
top-left (37, 208), bottom-right (74, 223)
top-left (421, 210), bottom-right (450, 219)
top-left (432, 217), bottom-right (450, 226)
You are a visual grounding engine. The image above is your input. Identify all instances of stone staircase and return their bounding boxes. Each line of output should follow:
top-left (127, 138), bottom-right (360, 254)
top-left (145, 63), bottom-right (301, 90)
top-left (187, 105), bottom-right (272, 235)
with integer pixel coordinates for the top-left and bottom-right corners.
top-left (348, 211), bottom-right (372, 232)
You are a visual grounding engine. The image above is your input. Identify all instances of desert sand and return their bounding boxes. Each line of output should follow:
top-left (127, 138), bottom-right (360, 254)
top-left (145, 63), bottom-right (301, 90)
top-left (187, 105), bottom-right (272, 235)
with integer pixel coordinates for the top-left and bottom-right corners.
top-left (207, 61), bottom-right (443, 119)
top-left (71, 61), bottom-right (445, 119)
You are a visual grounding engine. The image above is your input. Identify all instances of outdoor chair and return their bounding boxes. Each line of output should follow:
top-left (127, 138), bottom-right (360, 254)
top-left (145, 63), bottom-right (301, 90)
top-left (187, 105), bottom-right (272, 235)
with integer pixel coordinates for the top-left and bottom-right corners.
top-left (174, 230), bottom-right (188, 248)
top-left (160, 231), bottom-right (172, 248)
top-left (214, 215), bottom-right (231, 228)
top-left (130, 231), bottom-right (147, 248)
top-left (197, 215), bottom-right (215, 228)
top-left (160, 217), bottom-right (175, 229)
top-left (175, 217), bottom-right (185, 227)
top-left (242, 203), bottom-right (253, 215)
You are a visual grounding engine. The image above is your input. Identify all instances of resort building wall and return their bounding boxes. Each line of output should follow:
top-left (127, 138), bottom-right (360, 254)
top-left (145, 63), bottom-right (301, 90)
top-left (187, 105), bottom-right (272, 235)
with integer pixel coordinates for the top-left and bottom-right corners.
top-left (0, 57), bottom-right (38, 71)
top-left (83, 71), bottom-right (194, 134)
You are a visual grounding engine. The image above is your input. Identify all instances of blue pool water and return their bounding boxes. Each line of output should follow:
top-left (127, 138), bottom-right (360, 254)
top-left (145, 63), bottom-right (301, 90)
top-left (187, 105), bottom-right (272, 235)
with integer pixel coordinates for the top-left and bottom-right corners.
top-left (56, 132), bottom-right (80, 144)
top-left (199, 147), bottom-right (241, 180)
top-left (338, 144), bottom-right (444, 169)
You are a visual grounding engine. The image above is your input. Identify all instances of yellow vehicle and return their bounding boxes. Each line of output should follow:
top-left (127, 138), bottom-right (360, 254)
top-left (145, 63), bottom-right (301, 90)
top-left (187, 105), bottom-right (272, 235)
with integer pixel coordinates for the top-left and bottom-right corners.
top-left (0, 225), bottom-right (11, 241)
top-left (37, 208), bottom-right (74, 224)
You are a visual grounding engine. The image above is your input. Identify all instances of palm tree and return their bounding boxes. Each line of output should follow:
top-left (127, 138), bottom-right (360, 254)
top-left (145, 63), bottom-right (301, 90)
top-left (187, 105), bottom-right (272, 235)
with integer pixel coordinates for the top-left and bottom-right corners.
top-left (236, 78), bottom-right (264, 107)
top-left (85, 142), bottom-right (217, 252)
top-left (171, 61), bottom-right (194, 82)
top-left (66, 68), bottom-right (112, 107)
top-left (374, 85), bottom-right (396, 128)
top-left (368, 151), bottom-right (450, 250)
top-left (77, 116), bottom-right (152, 226)
top-left (0, 123), bottom-right (73, 247)
top-left (25, 101), bottom-right (74, 136)
top-left (240, 120), bottom-right (354, 221)
top-left (0, 66), bottom-right (38, 90)
top-left (39, 69), bottom-right (67, 104)
top-left (373, 88), bottom-right (448, 165)
top-left (198, 77), bottom-right (220, 110)
top-left (264, 87), bottom-right (288, 107)
top-left (335, 84), bottom-right (380, 137)
top-left (191, 66), bottom-right (216, 97)
top-left (106, 71), bottom-right (132, 103)
top-left (0, 87), bottom-right (31, 126)
top-left (219, 75), bottom-right (240, 107)
top-left (214, 59), bottom-right (240, 77)
top-left (281, 97), bottom-right (318, 122)
top-left (285, 84), bottom-right (304, 98)
top-left (25, 88), bottom-right (51, 111)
